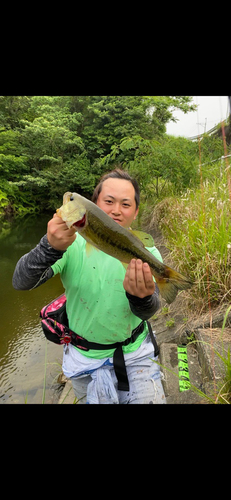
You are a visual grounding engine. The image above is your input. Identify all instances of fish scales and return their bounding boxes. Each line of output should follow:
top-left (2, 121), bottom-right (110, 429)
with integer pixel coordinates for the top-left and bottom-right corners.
top-left (56, 192), bottom-right (193, 303)
top-left (85, 210), bottom-right (163, 271)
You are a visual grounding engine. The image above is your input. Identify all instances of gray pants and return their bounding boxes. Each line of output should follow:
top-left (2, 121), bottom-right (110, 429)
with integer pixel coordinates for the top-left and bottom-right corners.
top-left (71, 336), bottom-right (166, 404)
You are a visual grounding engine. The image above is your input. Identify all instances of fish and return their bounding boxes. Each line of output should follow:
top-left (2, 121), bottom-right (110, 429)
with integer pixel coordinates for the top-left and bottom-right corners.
top-left (56, 192), bottom-right (193, 304)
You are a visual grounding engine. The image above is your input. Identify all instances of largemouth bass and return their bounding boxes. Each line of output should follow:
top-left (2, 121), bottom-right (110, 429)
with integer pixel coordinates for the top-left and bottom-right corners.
top-left (56, 192), bottom-right (193, 303)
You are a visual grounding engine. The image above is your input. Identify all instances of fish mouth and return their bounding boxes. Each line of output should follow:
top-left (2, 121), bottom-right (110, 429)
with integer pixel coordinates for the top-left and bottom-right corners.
top-left (73, 214), bottom-right (86, 229)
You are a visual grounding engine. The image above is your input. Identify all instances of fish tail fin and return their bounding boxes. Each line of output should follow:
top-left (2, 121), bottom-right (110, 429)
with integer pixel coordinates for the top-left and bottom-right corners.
top-left (153, 267), bottom-right (193, 304)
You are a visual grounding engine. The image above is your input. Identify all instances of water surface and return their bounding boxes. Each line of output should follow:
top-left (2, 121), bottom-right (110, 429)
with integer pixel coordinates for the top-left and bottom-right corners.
top-left (0, 214), bottom-right (65, 404)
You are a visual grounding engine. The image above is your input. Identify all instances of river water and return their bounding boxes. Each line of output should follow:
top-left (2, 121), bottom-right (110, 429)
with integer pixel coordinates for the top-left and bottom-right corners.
top-left (0, 214), bottom-right (66, 404)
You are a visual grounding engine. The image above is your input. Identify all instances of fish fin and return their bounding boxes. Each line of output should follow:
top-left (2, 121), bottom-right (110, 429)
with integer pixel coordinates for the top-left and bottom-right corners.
top-left (85, 241), bottom-right (98, 256)
top-left (154, 267), bottom-right (193, 304)
top-left (128, 229), bottom-right (154, 247)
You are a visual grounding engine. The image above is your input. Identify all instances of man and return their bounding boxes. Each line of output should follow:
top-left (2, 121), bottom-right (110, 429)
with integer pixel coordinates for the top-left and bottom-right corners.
top-left (12, 169), bottom-right (166, 404)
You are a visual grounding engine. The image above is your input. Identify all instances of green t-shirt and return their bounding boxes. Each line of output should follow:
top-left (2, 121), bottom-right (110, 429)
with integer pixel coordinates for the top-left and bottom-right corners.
top-left (51, 234), bottom-right (163, 359)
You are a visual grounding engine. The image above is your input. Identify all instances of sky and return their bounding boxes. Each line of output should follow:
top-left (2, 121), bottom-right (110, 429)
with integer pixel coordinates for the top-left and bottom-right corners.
top-left (166, 96), bottom-right (229, 138)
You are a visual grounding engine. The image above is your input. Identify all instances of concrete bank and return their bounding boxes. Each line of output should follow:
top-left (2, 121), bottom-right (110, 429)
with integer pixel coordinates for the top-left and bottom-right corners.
top-left (58, 379), bottom-right (76, 404)
top-left (153, 298), bottom-right (231, 404)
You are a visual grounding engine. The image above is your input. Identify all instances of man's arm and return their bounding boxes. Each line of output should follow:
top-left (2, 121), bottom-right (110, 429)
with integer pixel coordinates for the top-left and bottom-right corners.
top-left (12, 214), bottom-right (76, 290)
top-left (126, 287), bottom-right (160, 321)
top-left (12, 234), bottom-right (65, 290)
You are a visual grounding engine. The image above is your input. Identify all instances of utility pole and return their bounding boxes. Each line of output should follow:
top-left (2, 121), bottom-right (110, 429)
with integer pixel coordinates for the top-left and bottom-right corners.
top-left (196, 118), bottom-right (207, 134)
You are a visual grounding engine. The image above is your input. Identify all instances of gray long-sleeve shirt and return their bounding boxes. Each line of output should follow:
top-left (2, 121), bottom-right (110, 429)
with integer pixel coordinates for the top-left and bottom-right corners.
top-left (12, 234), bottom-right (160, 320)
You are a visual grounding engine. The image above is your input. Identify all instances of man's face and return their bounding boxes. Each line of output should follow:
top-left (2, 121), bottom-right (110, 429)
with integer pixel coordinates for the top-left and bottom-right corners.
top-left (96, 178), bottom-right (139, 229)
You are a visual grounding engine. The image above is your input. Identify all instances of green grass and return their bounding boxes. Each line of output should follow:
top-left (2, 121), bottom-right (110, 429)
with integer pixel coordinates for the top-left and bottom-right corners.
top-left (151, 172), bottom-right (231, 312)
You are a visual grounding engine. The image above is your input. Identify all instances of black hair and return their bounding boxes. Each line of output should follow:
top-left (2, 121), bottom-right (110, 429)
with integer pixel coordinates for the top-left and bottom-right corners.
top-left (92, 168), bottom-right (140, 209)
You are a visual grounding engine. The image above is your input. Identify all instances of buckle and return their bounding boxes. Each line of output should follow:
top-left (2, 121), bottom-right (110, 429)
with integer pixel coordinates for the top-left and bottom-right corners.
top-left (63, 334), bottom-right (72, 344)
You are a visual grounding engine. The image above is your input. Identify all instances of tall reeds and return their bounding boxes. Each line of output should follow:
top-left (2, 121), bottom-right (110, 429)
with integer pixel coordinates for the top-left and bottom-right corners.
top-left (151, 168), bottom-right (231, 312)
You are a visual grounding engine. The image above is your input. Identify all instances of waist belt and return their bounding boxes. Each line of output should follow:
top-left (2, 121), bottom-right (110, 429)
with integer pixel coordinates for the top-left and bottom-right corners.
top-left (70, 321), bottom-right (159, 392)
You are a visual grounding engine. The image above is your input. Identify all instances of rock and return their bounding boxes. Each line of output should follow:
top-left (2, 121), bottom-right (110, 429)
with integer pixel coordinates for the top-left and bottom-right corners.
top-left (159, 342), bottom-right (207, 404)
top-left (58, 380), bottom-right (76, 404)
top-left (194, 328), bottom-right (231, 382)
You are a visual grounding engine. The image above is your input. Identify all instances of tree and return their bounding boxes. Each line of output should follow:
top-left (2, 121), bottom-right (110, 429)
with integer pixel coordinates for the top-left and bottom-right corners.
top-left (0, 95), bottom-right (197, 217)
top-left (78, 95), bottom-right (196, 162)
top-left (0, 96), bottom-right (31, 129)
top-left (99, 134), bottom-right (199, 199)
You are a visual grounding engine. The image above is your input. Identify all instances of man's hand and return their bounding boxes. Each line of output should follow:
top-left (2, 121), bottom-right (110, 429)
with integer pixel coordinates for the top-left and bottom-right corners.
top-left (123, 259), bottom-right (155, 298)
top-left (47, 214), bottom-right (76, 251)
